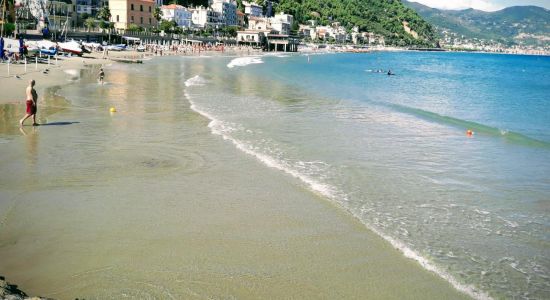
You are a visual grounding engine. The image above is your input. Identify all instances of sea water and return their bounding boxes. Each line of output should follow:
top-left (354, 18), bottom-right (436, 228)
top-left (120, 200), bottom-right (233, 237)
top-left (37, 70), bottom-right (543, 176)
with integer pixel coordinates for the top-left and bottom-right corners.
top-left (185, 52), bottom-right (550, 299)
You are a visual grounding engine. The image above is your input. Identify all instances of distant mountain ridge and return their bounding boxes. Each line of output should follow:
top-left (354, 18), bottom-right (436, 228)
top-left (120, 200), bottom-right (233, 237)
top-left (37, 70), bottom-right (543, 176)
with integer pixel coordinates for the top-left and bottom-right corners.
top-left (402, 1), bottom-right (550, 46)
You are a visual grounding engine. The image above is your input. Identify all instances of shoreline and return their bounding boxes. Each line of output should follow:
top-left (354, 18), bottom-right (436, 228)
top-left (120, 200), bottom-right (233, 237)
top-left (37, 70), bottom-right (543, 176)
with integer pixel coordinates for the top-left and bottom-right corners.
top-left (1, 51), bottom-right (475, 300)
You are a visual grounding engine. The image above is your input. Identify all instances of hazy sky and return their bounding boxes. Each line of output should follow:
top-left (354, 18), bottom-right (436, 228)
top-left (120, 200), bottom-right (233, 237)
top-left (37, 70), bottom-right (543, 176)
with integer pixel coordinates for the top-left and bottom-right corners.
top-left (409, 0), bottom-right (550, 11)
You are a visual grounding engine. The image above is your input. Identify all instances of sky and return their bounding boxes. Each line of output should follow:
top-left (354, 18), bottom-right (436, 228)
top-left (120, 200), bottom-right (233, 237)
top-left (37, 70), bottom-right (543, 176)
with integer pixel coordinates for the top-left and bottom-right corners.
top-left (408, 0), bottom-right (550, 11)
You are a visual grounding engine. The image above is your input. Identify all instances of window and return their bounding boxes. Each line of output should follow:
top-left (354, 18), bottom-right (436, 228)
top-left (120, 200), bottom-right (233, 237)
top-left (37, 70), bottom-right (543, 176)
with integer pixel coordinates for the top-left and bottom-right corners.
top-left (140, 16), bottom-right (143, 24)
top-left (140, 5), bottom-right (143, 11)
top-left (131, 15), bottom-right (134, 22)
top-left (131, 4), bottom-right (134, 10)
top-left (149, 6), bottom-right (151, 12)
top-left (149, 18), bottom-right (151, 24)
top-left (116, 15), bottom-right (119, 22)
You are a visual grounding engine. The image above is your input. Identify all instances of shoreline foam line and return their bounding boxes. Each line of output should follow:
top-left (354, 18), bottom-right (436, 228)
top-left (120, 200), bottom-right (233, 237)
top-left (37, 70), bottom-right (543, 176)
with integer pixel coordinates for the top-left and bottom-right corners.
top-left (183, 76), bottom-right (492, 300)
top-left (227, 57), bottom-right (264, 69)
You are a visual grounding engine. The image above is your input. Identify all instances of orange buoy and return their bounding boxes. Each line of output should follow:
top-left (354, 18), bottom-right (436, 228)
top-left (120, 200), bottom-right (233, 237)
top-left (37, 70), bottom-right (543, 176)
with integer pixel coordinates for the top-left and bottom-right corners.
top-left (466, 129), bottom-right (473, 136)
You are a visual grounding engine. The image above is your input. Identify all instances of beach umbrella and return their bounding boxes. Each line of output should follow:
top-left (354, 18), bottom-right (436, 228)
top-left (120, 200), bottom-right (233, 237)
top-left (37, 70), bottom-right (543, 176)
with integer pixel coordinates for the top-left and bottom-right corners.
top-left (19, 37), bottom-right (24, 55)
top-left (0, 37), bottom-right (4, 60)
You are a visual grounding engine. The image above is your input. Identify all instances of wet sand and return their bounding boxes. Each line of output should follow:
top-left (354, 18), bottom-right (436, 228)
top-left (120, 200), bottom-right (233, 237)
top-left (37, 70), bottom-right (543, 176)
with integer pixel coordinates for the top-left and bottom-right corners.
top-left (0, 56), bottom-right (470, 299)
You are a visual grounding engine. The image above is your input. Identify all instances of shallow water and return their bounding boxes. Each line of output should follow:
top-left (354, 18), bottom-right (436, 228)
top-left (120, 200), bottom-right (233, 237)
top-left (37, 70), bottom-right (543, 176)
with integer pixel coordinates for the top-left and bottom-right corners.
top-left (185, 52), bottom-right (550, 299)
top-left (0, 57), bottom-right (468, 299)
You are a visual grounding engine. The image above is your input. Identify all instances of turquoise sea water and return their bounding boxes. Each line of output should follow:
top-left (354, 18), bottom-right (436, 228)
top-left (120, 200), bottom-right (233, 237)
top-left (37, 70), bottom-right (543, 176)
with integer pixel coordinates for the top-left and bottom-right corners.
top-left (185, 52), bottom-right (550, 299)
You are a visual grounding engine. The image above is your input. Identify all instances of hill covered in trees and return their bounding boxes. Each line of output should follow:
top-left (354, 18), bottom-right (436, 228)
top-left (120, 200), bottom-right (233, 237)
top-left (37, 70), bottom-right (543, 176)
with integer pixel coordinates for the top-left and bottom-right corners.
top-left (273, 0), bottom-right (438, 46)
top-left (403, 1), bottom-right (550, 46)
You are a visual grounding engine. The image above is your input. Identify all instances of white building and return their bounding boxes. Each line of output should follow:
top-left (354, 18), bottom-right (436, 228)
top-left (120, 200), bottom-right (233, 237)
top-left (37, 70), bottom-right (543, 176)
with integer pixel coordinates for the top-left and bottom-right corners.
top-left (191, 6), bottom-right (221, 28)
top-left (247, 16), bottom-right (269, 31)
top-left (243, 1), bottom-right (262, 17)
top-left (270, 12), bottom-right (293, 35)
top-left (211, 0), bottom-right (237, 26)
top-left (161, 4), bottom-right (192, 28)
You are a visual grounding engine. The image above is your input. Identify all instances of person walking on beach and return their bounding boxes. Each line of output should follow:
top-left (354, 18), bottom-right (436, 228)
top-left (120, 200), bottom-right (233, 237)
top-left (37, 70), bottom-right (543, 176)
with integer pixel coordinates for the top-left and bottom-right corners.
top-left (19, 80), bottom-right (38, 126)
top-left (98, 68), bottom-right (105, 84)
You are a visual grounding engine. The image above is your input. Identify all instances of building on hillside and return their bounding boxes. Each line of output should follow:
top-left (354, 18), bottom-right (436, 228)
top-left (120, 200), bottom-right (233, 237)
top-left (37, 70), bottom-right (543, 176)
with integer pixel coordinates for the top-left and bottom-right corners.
top-left (190, 6), bottom-right (221, 28)
top-left (298, 24), bottom-right (312, 39)
top-left (236, 10), bottom-right (245, 28)
top-left (247, 16), bottom-right (269, 31)
top-left (211, 0), bottom-right (237, 26)
top-left (243, 1), bottom-right (262, 17)
top-left (109, 0), bottom-right (158, 30)
top-left (270, 12), bottom-right (292, 35)
top-left (161, 4), bottom-right (192, 28)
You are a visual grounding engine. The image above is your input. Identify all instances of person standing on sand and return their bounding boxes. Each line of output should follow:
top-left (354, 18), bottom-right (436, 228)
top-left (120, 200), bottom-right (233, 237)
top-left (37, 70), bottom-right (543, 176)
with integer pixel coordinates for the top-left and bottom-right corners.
top-left (19, 80), bottom-right (38, 126)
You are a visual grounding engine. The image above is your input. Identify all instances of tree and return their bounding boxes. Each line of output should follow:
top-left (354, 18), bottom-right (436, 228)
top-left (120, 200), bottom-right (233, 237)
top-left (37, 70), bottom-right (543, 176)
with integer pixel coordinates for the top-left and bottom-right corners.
top-left (128, 24), bottom-right (143, 31)
top-left (97, 5), bottom-right (111, 22)
top-left (84, 17), bottom-right (96, 31)
top-left (159, 19), bottom-right (176, 33)
top-left (153, 7), bottom-right (162, 24)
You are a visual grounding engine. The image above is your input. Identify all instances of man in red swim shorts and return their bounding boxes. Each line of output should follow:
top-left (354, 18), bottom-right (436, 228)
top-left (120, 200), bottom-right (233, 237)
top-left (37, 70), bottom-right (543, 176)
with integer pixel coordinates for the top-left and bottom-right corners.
top-left (19, 79), bottom-right (38, 126)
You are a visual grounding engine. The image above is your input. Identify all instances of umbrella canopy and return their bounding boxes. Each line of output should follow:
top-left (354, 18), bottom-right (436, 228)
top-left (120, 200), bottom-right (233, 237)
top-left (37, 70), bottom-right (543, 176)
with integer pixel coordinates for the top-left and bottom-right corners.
top-left (0, 37), bottom-right (4, 59)
top-left (19, 37), bottom-right (24, 55)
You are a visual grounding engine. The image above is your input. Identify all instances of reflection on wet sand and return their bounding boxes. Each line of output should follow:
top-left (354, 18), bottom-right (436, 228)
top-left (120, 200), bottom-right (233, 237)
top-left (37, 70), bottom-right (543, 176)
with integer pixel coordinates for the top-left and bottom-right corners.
top-left (0, 87), bottom-right (71, 135)
top-left (19, 126), bottom-right (39, 168)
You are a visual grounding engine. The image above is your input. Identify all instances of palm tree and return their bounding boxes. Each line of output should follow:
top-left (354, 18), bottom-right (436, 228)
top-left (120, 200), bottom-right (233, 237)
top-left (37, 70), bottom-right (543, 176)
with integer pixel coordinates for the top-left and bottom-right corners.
top-left (85, 17), bottom-right (95, 32)
top-left (153, 7), bottom-right (162, 24)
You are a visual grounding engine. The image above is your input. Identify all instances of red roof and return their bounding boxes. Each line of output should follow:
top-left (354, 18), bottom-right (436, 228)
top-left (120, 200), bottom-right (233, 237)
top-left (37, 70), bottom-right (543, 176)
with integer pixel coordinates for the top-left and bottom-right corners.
top-left (162, 4), bottom-right (183, 9)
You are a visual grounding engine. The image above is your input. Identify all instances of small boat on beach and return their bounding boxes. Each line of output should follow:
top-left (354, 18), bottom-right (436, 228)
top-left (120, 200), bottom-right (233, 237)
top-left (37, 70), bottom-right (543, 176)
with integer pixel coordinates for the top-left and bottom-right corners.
top-left (27, 40), bottom-right (58, 56)
top-left (58, 40), bottom-right (84, 56)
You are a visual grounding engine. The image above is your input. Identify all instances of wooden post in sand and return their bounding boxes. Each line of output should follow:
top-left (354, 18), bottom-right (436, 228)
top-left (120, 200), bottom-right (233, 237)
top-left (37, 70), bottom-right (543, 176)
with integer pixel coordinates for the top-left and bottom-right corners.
top-left (24, 58), bottom-right (27, 73)
top-left (35, 56), bottom-right (38, 70)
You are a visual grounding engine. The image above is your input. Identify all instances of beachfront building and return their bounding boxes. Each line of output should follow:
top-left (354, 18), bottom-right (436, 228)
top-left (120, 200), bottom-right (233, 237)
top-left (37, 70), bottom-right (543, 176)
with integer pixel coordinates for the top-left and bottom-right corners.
top-left (47, 0), bottom-right (77, 29)
top-left (210, 0), bottom-right (237, 26)
top-left (236, 30), bottom-right (266, 46)
top-left (190, 6), bottom-right (221, 28)
top-left (266, 33), bottom-right (298, 52)
top-left (243, 1), bottom-right (262, 17)
top-left (161, 4), bottom-right (192, 28)
top-left (109, 0), bottom-right (158, 30)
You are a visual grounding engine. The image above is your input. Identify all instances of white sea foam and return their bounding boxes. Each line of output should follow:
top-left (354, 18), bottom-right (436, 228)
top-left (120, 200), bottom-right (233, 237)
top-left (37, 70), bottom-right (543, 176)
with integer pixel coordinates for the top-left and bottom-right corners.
top-left (227, 57), bottom-right (263, 68)
top-left (183, 79), bottom-right (493, 300)
top-left (184, 75), bottom-right (207, 87)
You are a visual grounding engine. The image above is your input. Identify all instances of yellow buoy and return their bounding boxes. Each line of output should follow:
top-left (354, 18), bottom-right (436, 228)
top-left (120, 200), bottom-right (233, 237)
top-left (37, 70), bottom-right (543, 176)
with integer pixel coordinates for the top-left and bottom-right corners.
top-left (109, 107), bottom-right (116, 113)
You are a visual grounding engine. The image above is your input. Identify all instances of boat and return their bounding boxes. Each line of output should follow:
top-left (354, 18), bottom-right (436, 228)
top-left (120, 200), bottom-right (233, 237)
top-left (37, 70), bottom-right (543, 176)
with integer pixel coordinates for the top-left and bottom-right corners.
top-left (27, 40), bottom-right (58, 56)
top-left (106, 44), bottom-right (127, 51)
top-left (58, 40), bottom-right (84, 56)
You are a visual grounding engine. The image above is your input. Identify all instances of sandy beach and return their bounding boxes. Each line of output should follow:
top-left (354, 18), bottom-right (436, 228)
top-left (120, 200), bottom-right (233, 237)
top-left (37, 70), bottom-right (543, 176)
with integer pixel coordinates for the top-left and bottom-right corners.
top-left (0, 51), bottom-right (474, 299)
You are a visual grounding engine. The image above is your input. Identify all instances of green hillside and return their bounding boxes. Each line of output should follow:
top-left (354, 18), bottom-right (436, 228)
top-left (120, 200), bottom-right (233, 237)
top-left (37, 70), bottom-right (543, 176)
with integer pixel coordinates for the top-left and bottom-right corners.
top-left (403, 1), bottom-right (550, 46)
top-left (272, 0), bottom-right (438, 46)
